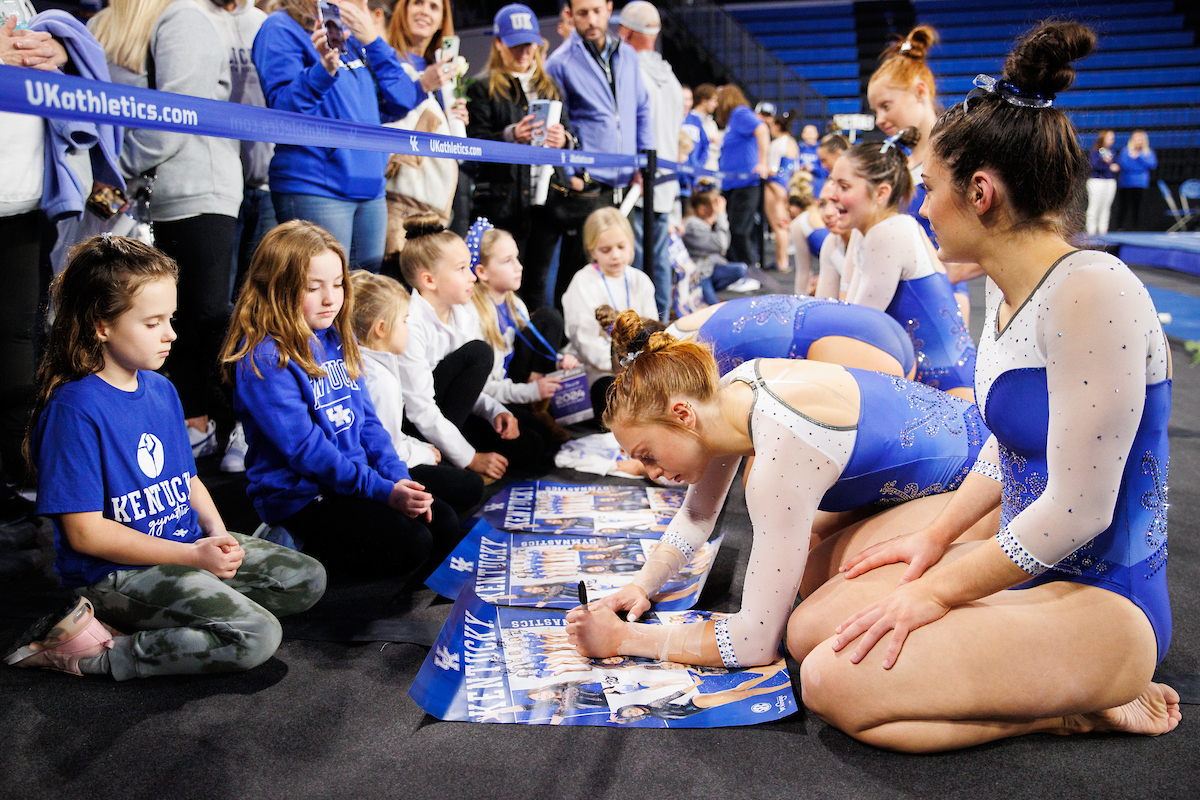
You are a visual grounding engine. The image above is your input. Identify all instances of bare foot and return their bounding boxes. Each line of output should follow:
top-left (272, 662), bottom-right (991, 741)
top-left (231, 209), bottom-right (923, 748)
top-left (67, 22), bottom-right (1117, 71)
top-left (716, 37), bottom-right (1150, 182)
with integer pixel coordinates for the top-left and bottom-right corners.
top-left (1069, 683), bottom-right (1182, 736)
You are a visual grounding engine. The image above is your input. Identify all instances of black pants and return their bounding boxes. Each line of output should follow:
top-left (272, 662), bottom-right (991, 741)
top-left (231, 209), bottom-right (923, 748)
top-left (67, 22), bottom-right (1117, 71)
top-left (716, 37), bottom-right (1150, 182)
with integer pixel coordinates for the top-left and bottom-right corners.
top-left (508, 307), bottom-right (565, 382)
top-left (552, 186), bottom-right (618, 309)
top-left (1115, 186), bottom-right (1145, 231)
top-left (0, 212), bottom-right (41, 484)
top-left (154, 214), bottom-right (237, 419)
top-left (590, 375), bottom-right (615, 425)
top-left (280, 492), bottom-right (461, 581)
top-left (725, 184), bottom-right (762, 267)
top-left (409, 463), bottom-right (483, 517)
top-left (463, 404), bottom-right (556, 472)
top-left (432, 340), bottom-right (494, 428)
top-left (519, 205), bottom-right (566, 312)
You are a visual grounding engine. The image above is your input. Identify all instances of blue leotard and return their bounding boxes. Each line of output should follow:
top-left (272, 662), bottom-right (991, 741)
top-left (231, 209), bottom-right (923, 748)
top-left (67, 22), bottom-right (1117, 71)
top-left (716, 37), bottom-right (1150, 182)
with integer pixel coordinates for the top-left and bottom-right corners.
top-left (818, 367), bottom-right (988, 511)
top-left (977, 252), bottom-right (1172, 662)
top-left (770, 154), bottom-right (799, 189)
top-left (886, 274), bottom-right (976, 391)
top-left (681, 295), bottom-right (916, 377)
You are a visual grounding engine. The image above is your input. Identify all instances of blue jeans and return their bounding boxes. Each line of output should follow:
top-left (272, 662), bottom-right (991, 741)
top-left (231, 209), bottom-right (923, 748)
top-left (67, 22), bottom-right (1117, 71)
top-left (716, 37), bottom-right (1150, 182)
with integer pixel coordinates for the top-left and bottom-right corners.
top-left (631, 206), bottom-right (671, 322)
top-left (272, 192), bottom-right (387, 273)
top-left (233, 187), bottom-right (277, 296)
top-left (701, 261), bottom-right (748, 305)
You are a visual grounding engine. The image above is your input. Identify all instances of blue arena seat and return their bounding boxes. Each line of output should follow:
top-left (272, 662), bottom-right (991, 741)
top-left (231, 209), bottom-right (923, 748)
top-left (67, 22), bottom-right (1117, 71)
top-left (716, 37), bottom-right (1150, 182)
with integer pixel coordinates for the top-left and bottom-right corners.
top-left (937, 67), bottom-right (1200, 94)
top-left (918, 1), bottom-right (1176, 27)
top-left (929, 49), bottom-right (1200, 77)
top-left (932, 17), bottom-right (1183, 41)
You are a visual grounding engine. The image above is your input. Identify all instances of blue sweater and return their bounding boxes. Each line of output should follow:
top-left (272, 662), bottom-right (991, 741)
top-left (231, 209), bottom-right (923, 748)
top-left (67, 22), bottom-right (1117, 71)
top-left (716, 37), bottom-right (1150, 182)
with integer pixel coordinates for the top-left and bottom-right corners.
top-left (545, 32), bottom-right (652, 187)
top-left (234, 327), bottom-right (409, 524)
top-left (719, 105), bottom-right (762, 190)
top-left (252, 11), bottom-right (419, 201)
top-left (1117, 147), bottom-right (1157, 189)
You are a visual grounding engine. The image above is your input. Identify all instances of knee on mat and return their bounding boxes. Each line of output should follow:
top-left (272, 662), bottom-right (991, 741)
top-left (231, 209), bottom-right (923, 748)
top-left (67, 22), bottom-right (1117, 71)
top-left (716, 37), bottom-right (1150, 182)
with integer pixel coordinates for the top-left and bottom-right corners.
top-left (798, 642), bottom-right (870, 734)
top-left (231, 607), bottom-right (284, 672)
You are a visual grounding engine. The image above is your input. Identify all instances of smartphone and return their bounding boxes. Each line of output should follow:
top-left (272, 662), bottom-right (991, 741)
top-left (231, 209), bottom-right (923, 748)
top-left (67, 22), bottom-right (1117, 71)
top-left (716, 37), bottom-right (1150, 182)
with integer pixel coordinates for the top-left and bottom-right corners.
top-left (440, 35), bottom-right (460, 63)
top-left (318, 1), bottom-right (345, 54)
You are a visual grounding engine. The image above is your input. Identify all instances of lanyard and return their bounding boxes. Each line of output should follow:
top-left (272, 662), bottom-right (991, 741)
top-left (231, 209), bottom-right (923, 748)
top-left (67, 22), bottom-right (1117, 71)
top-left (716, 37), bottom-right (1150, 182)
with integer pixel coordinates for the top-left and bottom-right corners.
top-left (596, 265), bottom-right (630, 311)
top-left (510, 305), bottom-right (561, 363)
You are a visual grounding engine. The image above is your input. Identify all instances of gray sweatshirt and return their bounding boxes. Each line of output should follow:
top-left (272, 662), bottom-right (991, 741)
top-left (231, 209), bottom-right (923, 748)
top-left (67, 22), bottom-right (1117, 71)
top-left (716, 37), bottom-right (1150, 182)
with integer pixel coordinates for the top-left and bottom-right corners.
top-left (681, 212), bottom-right (730, 279)
top-left (200, 0), bottom-right (273, 189)
top-left (101, 0), bottom-right (242, 221)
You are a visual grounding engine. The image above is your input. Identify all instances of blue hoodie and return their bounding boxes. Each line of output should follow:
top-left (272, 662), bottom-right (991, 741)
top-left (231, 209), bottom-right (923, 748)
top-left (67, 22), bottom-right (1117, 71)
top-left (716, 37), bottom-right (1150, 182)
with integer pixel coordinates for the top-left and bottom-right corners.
top-left (234, 327), bottom-right (409, 524)
top-left (253, 10), bottom-right (419, 201)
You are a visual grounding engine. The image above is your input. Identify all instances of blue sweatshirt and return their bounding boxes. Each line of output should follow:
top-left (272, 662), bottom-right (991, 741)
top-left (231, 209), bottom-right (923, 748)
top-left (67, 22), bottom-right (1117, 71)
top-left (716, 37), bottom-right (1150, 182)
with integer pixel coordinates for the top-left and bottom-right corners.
top-left (252, 10), bottom-right (419, 201)
top-left (234, 327), bottom-right (409, 524)
top-left (1117, 146), bottom-right (1157, 189)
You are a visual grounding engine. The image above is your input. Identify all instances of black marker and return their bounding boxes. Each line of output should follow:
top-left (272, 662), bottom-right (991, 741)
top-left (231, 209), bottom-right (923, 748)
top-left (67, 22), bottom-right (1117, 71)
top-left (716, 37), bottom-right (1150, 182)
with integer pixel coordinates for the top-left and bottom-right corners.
top-left (577, 580), bottom-right (588, 608)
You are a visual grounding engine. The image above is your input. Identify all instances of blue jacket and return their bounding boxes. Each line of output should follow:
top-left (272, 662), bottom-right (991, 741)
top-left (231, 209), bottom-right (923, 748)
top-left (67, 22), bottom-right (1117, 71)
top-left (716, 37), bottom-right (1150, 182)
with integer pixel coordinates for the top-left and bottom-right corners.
top-left (32, 11), bottom-right (124, 221)
top-left (253, 11), bottom-right (419, 201)
top-left (234, 327), bottom-right (409, 524)
top-left (1117, 146), bottom-right (1157, 189)
top-left (545, 32), bottom-right (652, 187)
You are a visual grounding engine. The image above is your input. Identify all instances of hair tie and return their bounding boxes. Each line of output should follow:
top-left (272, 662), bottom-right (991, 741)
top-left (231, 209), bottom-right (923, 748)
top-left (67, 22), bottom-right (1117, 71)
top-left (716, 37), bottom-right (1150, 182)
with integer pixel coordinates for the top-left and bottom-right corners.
top-left (878, 131), bottom-right (912, 158)
top-left (618, 329), bottom-right (651, 368)
top-left (899, 41), bottom-right (912, 53)
top-left (407, 220), bottom-right (447, 242)
top-left (619, 349), bottom-right (643, 368)
top-left (961, 73), bottom-right (1056, 113)
top-left (465, 217), bottom-right (493, 273)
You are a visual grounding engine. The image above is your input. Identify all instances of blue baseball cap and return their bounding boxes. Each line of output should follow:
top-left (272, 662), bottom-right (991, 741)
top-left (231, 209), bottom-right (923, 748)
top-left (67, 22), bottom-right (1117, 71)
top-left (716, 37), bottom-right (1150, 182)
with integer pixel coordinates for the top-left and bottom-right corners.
top-left (494, 4), bottom-right (543, 48)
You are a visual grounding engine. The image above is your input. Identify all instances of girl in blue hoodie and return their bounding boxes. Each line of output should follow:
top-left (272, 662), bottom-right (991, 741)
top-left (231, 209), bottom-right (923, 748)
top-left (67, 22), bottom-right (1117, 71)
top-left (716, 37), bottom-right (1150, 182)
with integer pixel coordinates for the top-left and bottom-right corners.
top-left (221, 220), bottom-right (464, 578)
top-left (253, 0), bottom-right (421, 273)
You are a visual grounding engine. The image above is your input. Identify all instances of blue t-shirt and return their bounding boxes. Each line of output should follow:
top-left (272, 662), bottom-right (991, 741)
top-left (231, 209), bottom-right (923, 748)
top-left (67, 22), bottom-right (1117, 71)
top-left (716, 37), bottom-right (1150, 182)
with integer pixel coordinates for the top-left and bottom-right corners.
top-left (799, 142), bottom-right (826, 195)
top-left (234, 326), bottom-right (409, 524)
top-left (680, 111), bottom-right (709, 196)
top-left (719, 105), bottom-right (762, 190)
top-left (33, 372), bottom-right (203, 588)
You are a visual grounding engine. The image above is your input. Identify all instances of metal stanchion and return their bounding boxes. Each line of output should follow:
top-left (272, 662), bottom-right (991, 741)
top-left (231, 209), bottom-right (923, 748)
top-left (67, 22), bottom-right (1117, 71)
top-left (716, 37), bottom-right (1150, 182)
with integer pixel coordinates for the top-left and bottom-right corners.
top-left (640, 148), bottom-right (657, 280)
top-left (757, 176), bottom-right (767, 270)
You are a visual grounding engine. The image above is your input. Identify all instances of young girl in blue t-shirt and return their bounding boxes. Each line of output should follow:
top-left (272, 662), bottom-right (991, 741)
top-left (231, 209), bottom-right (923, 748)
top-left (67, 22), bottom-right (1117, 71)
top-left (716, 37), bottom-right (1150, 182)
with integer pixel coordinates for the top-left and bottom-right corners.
top-left (222, 220), bottom-right (464, 579)
top-left (6, 235), bottom-right (326, 680)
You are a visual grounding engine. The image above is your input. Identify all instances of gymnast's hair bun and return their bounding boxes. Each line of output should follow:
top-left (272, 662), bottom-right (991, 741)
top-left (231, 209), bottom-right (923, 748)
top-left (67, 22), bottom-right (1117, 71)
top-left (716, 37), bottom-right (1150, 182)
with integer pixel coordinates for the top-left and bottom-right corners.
top-left (1003, 21), bottom-right (1097, 98)
top-left (894, 126), bottom-right (921, 151)
top-left (595, 305), bottom-right (620, 332)
top-left (882, 25), bottom-right (938, 62)
top-left (402, 211), bottom-right (447, 240)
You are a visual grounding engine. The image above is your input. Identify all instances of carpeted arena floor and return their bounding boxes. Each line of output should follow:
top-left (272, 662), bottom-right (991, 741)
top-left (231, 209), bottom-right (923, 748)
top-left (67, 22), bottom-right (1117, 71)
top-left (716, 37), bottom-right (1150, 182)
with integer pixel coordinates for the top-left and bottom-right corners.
top-left (1, 266), bottom-right (1197, 800)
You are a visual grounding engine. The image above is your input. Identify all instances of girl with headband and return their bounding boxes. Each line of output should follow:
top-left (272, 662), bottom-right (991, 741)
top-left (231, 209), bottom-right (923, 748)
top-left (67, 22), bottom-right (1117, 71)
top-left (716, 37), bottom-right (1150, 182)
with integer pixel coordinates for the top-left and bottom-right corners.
top-left (793, 21), bottom-right (1179, 752)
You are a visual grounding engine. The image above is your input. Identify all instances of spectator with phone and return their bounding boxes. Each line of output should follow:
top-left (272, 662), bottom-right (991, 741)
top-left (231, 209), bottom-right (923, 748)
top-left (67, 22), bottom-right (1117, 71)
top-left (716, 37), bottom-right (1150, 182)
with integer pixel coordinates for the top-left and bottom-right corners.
top-left (1115, 130), bottom-right (1157, 231)
top-left (467, 3), bottom-right (575, 311)
top-left (253, 0), bottom-right (421, 274)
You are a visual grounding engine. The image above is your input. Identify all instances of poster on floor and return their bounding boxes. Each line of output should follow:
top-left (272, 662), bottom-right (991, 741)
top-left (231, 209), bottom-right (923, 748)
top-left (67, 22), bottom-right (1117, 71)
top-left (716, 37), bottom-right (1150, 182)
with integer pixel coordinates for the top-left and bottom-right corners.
top-left (409, 585), bottom-right (797, 728)
top-left (482, 481), bottom-right (685, 537)
top-left (426, 520), bottom-right (722, 609)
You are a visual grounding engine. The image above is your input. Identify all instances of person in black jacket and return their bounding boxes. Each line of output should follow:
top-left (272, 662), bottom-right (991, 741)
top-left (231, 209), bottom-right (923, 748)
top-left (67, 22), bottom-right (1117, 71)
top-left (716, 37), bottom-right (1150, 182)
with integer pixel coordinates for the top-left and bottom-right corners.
top-left (466, 3), bottom-right (574, 310)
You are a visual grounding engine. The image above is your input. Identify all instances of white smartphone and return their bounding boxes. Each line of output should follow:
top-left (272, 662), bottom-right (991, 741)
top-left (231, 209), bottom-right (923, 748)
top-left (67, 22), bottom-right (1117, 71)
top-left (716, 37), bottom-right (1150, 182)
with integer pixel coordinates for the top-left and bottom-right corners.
top-left (440, 35), bottom-right (460, 63)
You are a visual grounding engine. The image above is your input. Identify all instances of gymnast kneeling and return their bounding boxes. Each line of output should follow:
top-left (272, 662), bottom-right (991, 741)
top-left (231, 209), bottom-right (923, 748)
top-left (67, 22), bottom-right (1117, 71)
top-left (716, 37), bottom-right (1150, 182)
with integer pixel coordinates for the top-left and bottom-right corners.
top-left (565, 310), bottom-right (991, 670)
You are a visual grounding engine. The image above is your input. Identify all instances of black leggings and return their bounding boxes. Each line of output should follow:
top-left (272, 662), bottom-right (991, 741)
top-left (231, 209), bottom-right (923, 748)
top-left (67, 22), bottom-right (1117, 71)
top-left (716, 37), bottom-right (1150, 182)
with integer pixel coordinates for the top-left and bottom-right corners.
top-left (508, 307), bottom-right (565, 382)
top-left (724, 184), bottom-right (762, 267)
top-left (0, 211), bottom-right (41, 483)
top-left (590, 376), bottom-right (615, 425)
top-left (280, 492), bottom-right (462, 581)
top-left (1114, 186), bottom-right (1145, 231)
top-left (409, 463), bottom-right (483, 517)
top-left (153, 214), bottom-right (236, 420)
top-left (463, 405), bottom-right (556, 473)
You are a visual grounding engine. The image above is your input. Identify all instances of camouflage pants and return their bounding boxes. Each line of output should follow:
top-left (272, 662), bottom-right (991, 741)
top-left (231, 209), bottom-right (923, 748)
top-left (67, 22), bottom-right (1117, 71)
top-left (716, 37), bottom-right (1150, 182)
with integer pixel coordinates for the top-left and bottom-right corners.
top-left (77, 533), bottom-right (326, 681)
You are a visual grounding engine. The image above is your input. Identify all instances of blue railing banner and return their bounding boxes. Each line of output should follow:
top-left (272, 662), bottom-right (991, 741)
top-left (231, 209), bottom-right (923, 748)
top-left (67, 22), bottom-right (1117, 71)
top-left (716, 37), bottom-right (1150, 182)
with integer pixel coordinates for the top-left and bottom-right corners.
top-left (0, 65), bottom-right (755, 183)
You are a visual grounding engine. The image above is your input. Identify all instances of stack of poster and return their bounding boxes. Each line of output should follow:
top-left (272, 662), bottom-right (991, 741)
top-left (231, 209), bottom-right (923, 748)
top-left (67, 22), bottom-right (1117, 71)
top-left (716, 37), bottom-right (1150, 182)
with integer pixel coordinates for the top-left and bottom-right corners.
top-left (482, 481), bottom-right (684, 537)
top-left (409, 586), bottom-right (796, 727)
top-left (426, 519), bottom-right (722, 611)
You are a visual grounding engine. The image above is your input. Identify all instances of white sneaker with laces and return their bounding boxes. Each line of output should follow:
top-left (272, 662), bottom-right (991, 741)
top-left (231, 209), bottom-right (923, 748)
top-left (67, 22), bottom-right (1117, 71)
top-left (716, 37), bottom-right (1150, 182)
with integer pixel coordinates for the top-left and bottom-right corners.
top-left (188, 420), bottom-right (218, 458)
top-left (221, 422), bottom-right (248, 473)
top-left (726, 277), bottom-right (761, 293)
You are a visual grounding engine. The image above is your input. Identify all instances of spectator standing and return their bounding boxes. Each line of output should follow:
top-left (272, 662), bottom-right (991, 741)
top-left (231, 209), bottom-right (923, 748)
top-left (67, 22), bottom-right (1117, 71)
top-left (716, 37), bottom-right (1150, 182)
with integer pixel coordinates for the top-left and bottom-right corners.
top-left (1086, 129), bottom-right (1119, 235)
top-left (1115, 130), bottom-right (1157, 231)
top-left (617, 1), bottom-right (681, 323)
top-left (91, 0), bottom-right (243, 458)
top-left (467, 3), bottom-right (574, 311)
top-left (254, 0), bottom-right (420, 273)
top-left (758, 103), bottom-right (799, 273)
top-left (545, 0), bottom-right (653, 304)
top-left (680, 85), bottom-right (709, 202)
top-left (200, 0), bottom-right (275, 293)
top-left (715, 84), bottom-right (769, 269)
top-left (693, 83), bottom-right (720, 173)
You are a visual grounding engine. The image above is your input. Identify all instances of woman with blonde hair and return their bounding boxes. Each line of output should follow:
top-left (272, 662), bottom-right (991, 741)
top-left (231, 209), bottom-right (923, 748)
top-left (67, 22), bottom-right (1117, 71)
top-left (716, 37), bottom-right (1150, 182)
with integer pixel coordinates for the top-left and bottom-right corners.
top-left (90, 0), bottom-right (243, 460)
top-left (466, 3), bottom-right (574, 310)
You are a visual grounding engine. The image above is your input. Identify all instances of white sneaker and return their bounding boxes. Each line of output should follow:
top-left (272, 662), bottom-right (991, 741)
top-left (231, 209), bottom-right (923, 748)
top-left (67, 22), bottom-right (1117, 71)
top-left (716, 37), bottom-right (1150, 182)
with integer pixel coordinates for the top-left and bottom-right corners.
top-left (221, 422), bottom-right (248, 473)
top-left (188, 420), bottom-right (217, 458)
top-left (726, 277), bottom-right (761, 293)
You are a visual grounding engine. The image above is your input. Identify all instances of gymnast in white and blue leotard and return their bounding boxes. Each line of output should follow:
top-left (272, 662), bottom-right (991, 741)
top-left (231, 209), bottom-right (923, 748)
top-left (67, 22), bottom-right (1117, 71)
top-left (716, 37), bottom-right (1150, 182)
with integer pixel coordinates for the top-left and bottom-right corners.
top-left (787, 20), bottom-right (1179, 754)
top-left (564, 310), bottom-right (991, 671)
top-left (827, 128), bottom-right (976, 400)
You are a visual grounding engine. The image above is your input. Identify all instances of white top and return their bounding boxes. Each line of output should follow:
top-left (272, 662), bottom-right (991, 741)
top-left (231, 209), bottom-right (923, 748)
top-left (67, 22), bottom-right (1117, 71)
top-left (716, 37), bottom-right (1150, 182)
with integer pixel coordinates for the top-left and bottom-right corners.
top-left (789, 212), bottom-right (821, 290)
top-left (700, 111), bottom-right (721, 172)
top-left (358, 347), bottom-right (440, 468)
top-left (767, 134), bottom-right (796, 172)
top-left (0, 111), bottom-right (45, 217)
top-left (975, 250), bottom-right (1169, 571)
top-left (843, 213), bottom-right (939, 310)
top-left (815, 233), bottom-right (846, 299)
top-left (394, 289), bottom-right (507, 468)
top-left (461, 297), bottom-right (543, 405)
top-left (637, 360), bottom-right (857, 667)
top-left (561, 264), bottom-right (658, 386)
